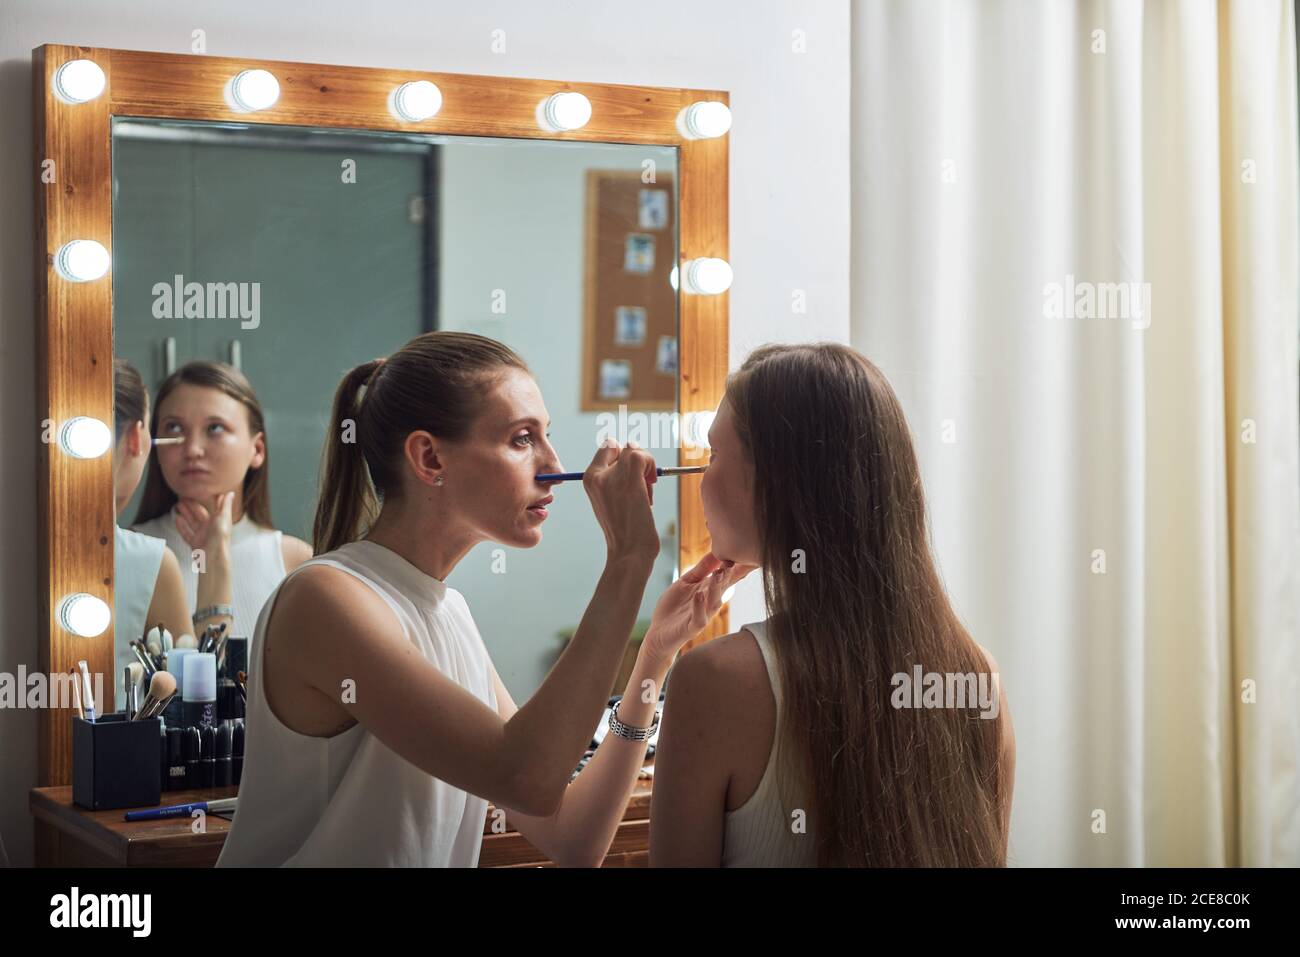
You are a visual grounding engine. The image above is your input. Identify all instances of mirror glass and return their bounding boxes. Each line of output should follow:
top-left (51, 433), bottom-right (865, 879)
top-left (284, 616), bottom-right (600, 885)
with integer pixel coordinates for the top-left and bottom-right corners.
top-left (110, 117), bottom-right (680, 704)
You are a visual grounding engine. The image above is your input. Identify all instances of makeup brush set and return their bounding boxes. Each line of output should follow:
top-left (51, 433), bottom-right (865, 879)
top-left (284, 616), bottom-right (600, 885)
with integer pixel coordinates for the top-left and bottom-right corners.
top-left (72, 625), bottom-right (250, 811)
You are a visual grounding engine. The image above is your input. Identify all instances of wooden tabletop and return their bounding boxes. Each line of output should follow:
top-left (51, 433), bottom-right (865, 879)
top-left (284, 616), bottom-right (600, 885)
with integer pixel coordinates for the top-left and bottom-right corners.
top-left (31, 785), bottom-right (239, 867)
top-left (32, 763), bottom-right (656, 867)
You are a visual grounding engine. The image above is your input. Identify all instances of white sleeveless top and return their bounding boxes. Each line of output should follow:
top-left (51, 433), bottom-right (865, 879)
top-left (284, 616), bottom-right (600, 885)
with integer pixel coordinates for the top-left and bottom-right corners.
top-left (720, 618), bottom-right (818, 867)
top-left (132, 505), bottom-right (285, 647)
top-left (113, 525), bottom-right (167, 704)
top-left (215, 539), bottom-right (498, 867)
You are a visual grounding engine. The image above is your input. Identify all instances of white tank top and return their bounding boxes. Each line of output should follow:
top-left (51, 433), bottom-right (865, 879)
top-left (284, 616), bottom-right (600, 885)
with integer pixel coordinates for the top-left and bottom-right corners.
top-left (216, 539), bottom-right (498, 867)
top-left (113, 524), bottom-right (167, 705)
top-left (720, 618), bottom-right (818, 867)
top-left (132, 505), bottom-right (286, 647)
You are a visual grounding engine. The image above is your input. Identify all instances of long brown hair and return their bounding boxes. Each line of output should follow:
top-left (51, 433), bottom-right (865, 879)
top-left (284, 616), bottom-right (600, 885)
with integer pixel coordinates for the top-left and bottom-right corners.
top-left (726, 343), bottom-right (1006, 866)
top-left (132, 361), bottom-right (274, 528)
top-left (313, 331), bottom-right (530, 555)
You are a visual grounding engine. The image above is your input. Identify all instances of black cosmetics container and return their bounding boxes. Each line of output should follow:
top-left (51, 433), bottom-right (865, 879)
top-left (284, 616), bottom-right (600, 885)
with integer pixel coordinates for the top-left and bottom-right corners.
top-left (72, 713), bottom-right (162, 810)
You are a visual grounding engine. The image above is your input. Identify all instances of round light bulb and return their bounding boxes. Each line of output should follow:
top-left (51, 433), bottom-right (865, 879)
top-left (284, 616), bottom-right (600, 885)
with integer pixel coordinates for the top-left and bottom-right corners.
top-left (669, 265), bottom-right (679, 292)
top-left (54, 59), bottom-right (107, 104)
top-left (542, 91), bottom-right (592, 131)
top-left (54, 240), bottom-right (110, 282)
top-left (228, 69), bottom-right (280, 112)
top-left (59, 416), bottom-right (113, 459)
top-left (681, 101), bottom-right (732, 139)
top-left (391, 80), bottom-right (442, 121)
top-left (682, 257), bottom-right (733, 295)
top-left (59, 593), bottom-right (111, 638)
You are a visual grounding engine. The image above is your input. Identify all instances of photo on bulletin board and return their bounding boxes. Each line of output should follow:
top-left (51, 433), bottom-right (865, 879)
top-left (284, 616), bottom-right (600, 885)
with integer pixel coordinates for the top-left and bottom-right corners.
top-left (615, 306), bottom-right (647, 346)
top-left (581, 169), bottom-right (677, 412)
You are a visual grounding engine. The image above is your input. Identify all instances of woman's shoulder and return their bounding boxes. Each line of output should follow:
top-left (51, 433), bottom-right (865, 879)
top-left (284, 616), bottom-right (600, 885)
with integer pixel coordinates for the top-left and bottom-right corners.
top-left (279, 534), bottom-right (313, 572)
top-left (671, 626), bottom-right (774, 715)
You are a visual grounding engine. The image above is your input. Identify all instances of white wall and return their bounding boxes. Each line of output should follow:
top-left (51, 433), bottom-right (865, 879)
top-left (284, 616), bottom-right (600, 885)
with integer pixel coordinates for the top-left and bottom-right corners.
top-left (0, 0), bottom-right (849, 865)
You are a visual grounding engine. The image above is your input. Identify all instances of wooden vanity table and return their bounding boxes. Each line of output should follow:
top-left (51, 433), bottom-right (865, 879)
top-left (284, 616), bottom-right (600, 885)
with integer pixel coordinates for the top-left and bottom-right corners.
top-left (31, 766), bottom-right (653, 867)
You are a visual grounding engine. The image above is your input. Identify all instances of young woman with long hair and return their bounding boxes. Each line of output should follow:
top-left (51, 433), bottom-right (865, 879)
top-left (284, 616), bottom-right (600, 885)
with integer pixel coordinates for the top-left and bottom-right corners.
top-left (131, 361), bottom-right (311, 643)
top-left (112, 357), bottom-right (193, 701)
top-left (217, 331), bottom-right (752, 867)
top-left (650, 342), bottom-right (1015, 867)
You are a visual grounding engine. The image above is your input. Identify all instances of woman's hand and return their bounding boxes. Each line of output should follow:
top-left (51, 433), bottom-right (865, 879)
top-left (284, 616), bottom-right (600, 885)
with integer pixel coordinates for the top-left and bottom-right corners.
top-left (175, 490), bottom-right (234, 557)
top-left (583, 439), bottom-right (660, 563)
top-left (641, 552), bottom-right (759, 664)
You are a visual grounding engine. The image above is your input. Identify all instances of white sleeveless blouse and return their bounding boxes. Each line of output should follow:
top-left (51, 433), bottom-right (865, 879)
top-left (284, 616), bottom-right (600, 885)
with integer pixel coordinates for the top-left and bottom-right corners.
top-left (132, 505), bottom-right (285, 647)
top-left (113, 524), bottom-right (167, 704)
top-left (216, 539), bottom-right (498, 867)
top-left (720, 618), bottom-right (818, 867)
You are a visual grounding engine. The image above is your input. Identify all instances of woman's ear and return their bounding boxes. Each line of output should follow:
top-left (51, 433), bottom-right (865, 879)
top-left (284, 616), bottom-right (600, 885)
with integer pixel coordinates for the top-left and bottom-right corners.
top-left (124, 420), bottom-right (146, 457)
top-left (404, 430), bottom-right (444, 487)
top-left (250, 432), bottom-right (267, 470)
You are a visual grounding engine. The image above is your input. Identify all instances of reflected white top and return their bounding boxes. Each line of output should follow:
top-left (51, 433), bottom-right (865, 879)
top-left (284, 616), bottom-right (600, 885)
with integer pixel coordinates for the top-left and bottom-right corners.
top-left (132, 505), bottom-right (285, 648)
top-left (720, 618), bottom-right (818, 867)
top-left (216, 539), bottom-right (498, 867)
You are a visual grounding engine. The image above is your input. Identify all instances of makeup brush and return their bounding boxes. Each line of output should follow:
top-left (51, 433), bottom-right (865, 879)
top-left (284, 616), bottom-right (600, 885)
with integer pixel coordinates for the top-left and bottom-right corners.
top-left (125, 661), bottom-right (145, 718)
top-left (152, 436), bottom-right (185, 445)
top-left (129, 640), bottom-right (157, 677)
top-left (535, 465), bottom-right (707, 482)
top-left (132, 670), bottom-right (177, 721)
top-left (69, 668), bottom-right (84, 720)
top-left (235, 671), bottom-right (247, 704)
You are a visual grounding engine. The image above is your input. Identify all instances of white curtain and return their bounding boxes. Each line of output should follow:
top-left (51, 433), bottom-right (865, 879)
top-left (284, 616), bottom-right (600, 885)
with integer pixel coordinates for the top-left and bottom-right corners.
top-left (851, 0), bottom-right (1300, 865)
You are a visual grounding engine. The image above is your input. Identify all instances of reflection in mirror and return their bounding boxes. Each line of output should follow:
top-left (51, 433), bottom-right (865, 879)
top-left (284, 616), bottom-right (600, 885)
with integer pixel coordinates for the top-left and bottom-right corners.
top-left (110, 118), bottom-right (680, 707)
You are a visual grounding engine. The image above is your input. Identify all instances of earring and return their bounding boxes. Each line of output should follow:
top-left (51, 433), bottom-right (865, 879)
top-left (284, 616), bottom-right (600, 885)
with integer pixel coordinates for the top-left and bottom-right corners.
top-left (435, 475), bottom-right (444, 486)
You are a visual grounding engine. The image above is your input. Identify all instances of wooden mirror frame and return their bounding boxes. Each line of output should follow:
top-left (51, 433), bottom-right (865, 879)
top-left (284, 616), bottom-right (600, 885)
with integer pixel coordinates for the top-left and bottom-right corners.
top-left (33, 43), bottom-right (729, 786)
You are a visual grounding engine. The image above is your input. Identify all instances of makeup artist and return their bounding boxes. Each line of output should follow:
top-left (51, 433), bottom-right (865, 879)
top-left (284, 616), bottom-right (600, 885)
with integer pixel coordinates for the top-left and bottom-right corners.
top-left (217, 331), bottom-right (753, 867)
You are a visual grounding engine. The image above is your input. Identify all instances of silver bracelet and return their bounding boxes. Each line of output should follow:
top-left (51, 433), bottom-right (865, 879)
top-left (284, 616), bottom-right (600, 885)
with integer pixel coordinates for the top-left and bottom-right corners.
top-left (607, 699), bottom-right (660, 742)
top-left (192, 604), bottom-right (233, 624)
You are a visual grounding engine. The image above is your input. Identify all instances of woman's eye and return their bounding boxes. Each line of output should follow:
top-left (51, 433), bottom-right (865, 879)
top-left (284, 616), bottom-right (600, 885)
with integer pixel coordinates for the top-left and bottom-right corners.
top-left (514, 430), bottom-right (552, 447)
top-left (208, 423), bottom-right (226, 434)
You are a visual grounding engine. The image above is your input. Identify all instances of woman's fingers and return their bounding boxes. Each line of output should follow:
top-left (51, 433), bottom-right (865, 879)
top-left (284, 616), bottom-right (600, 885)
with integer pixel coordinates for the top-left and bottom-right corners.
top-left (679, 552), bottom-right (723, 585)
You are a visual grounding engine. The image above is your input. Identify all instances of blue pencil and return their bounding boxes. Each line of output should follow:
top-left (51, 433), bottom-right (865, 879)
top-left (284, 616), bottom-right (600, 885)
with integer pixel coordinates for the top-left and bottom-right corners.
top-left (124, 797), bottom-right (237, 821)
top-left (536, 465), bottom-right (707, 482)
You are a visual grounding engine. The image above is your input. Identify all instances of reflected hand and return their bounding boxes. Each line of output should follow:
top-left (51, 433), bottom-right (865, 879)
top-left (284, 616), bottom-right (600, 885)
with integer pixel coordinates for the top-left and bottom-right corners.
top-left (641, 552), bottom-right (759, 663)
top-left (176, 491), bottom-right (234, 555)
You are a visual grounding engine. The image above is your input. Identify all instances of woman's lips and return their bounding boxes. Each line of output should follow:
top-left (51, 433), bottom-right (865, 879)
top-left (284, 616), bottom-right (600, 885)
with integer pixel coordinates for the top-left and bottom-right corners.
top-left (526, 494), bottom-right (553, 520)
top-left (181, 468), bottom-right (209, 477)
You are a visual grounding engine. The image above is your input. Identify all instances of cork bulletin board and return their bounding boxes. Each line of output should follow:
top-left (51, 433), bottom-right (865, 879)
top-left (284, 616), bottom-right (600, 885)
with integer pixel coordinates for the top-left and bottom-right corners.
top-left (581, 169), bottom-right (678, 411)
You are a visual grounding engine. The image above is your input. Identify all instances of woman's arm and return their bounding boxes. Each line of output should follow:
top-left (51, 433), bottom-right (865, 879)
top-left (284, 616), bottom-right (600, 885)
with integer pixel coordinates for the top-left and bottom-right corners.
top-left (273, 550), bottom-right (656, 817)
top-left (490, 553), bottom-right (757, 866)
top-left (486, 645), bottom-right (671, 867)
top-left (178, 492), bottom-right (234, 638)
top-left (142, 548), bottom-right (193, 645)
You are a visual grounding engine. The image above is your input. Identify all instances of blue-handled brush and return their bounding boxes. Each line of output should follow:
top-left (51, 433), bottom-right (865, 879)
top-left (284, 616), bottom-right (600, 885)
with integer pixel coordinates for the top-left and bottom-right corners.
top-left (536, 465), bottom-right (707, 482)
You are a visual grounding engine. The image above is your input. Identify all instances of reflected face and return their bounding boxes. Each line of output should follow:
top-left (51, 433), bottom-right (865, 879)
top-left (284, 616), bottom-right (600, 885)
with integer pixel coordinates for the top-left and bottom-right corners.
top-left (699, 395), bottom-right (761, 565)
top-left (154, 384), bottom-right (265, 503)
top-left (439, 369), bottom-right (564, 549)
